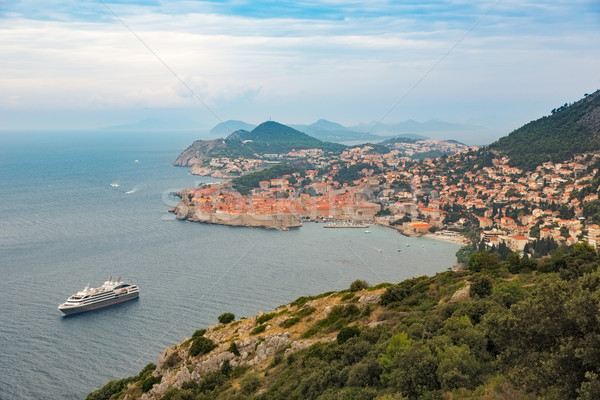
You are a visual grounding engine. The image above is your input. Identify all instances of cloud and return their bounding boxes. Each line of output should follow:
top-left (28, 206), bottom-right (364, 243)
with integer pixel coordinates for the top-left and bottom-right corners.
top-left (0, 0), bottom-right (599, 135)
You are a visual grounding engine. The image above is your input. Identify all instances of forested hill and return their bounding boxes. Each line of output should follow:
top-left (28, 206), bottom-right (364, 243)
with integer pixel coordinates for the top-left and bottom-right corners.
top-left (489, 90), bottom-right (600, 171)
top-left (173, 121), bottom-right (345, 167)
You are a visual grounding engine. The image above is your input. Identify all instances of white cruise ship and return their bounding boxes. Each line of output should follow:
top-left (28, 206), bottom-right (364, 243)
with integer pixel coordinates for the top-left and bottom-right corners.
top-left (58, 277), bottom-right (139, 315)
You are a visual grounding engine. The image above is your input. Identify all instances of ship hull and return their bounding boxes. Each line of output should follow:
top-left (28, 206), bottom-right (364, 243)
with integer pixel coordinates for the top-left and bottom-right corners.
top-left (59, 292), bottom-right (139, 315)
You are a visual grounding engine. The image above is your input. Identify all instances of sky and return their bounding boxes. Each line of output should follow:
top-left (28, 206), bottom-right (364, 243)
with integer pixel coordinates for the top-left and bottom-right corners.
top-left (1, 0), bottom-right (599, 144)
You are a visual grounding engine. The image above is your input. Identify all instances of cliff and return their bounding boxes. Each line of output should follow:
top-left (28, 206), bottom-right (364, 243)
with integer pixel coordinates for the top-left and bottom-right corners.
top-left (173, 139), bottom-right (231, 167)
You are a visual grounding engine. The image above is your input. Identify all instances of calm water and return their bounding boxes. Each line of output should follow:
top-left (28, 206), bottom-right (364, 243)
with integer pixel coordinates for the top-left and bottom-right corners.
top-left (0, 131), bottom-right (460, 400)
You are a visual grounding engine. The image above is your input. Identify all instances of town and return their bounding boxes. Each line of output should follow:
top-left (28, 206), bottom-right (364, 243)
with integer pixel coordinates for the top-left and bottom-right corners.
top-left (173, 140), bottom-right (600, 256)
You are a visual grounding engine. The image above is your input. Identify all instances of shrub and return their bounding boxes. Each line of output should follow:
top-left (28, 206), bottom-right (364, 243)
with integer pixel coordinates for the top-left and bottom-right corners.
top-left (294, 306), bottom-right (316, 318)
top-left (218, 312), bottom-right (235, 324)
top-left (282, 317), bottom-right (300, 328)
top-left (228, 341), bottom-right (240, 356)
top-left (85, 377), bottom-right (136, 400)
top-left (470, 275), bottom-right (493, 299)
top-left (198, 370), bottom-right (226, 393)
top-left (163, 351), bottom-right (181, 369)
top-left (189, 336), bottom-right (217, 357)
top-left (337, 325), bottom-right (361, 344)
top-left (251, 324), bottom-right (267, 335)
top-left (302, 326), bottom-right (320, 338)
top-left (341, 293), bottom-right (355, 302)
top-left (191, 329), bottom-right (206, 339)
top-left (256, 312), bottom-right (277, 325)
top-left (350, 279), bottom-right (370, 292)
top-left (240, 373), bottom-right (261, 394)
top-left (137, 363), bottom-right (156, 381)
top-left (380, 281), bottom-right (413, 306)
top-left (141, 375), bottom-right (161, 393)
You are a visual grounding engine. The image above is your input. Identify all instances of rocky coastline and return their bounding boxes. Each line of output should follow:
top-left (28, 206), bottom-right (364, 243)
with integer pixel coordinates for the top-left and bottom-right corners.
top-left (124, 287), bottom-right (385, 400)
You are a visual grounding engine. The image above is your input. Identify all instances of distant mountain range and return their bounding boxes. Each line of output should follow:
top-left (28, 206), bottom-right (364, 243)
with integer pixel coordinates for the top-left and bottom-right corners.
top-left (209, 119), bottom-right (483, 144)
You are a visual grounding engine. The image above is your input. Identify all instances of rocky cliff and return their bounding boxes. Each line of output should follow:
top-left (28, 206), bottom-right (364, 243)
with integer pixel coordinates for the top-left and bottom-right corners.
top-left (99, 286), bottom-right (386, 400)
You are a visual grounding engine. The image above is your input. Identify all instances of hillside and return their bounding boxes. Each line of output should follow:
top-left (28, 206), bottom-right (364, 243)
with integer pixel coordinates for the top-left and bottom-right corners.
top-left (88, 244), bottom-right (600, 400)
top-left (173, 121), bottom-right (345, 168)
top-left (490, 90), bottom-right (600, 171)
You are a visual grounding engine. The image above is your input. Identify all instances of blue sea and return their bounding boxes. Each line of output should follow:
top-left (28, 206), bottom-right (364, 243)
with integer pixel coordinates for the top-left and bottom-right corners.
top-left (0, 131), bottom-right (460, 400)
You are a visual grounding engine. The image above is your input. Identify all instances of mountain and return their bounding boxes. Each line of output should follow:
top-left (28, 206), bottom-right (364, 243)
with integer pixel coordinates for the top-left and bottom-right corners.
top-left (173, 121), bottom-right (345, 167)
top-left (490, 90), bottom-right (600, 171)
top-left (210, 120), bottom-right (257, 136)
top-left (349, 119), bottom-right (482, 137)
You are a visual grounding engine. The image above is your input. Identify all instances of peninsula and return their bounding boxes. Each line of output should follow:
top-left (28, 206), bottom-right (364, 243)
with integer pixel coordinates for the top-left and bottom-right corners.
top-left (172, 90), bottom-right (600, 260)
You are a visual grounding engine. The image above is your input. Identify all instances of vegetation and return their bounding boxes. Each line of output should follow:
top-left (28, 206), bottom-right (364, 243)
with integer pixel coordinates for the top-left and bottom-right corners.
top-left (490, 90), bottom-right (600, 171)
top-left (90, 240), bottom-right (600, 400)
top-left (231, 164), bottom-right (300, 195)
top-left (189, 336), bottom-right (217, 357)
top-left (332, 162), bottom-right (382, 185)
top-left (85, 363), bottom-right (156, 400)
top-left (218, 312), bottom-right (235, 324)
top-left (349, 279), bottom-right (369, 292)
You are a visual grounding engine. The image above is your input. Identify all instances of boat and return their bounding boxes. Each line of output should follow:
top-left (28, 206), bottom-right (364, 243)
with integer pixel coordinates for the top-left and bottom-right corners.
top-left (364, 230), bottom-right (371, 233)
top-left (323, 220), bottom-right (369, 228)
top-left (58, 277), bottom-right (139, 315)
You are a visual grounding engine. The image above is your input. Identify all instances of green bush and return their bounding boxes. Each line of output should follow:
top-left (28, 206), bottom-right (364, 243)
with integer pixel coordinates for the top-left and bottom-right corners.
top-left (470, 275), bottom-right (493, 299)
top-left (218, 312), bottom-right (235, 324)
top-left (240, 373), bottom-right (261, 394)
top-left (251, 324), bottom-right (267, 335)
top-left (228, 341), bottom-right (240, 356)
top-left (141, 375), bottom-right (161, 393)
top-left (294, 306), bottom-right (316, 318)
top-left (282, 316), bottom-right (300, 328)
top-left (341, 293), bottom-right (355, 302)
top-left (256, 312), bottom-right (277, 325)
top-left (350, 279), bottom-right (370, 292)
top-left (192, 329), bottom-right (206, 339)
top-left (198, 370), bottom-right (226, 393)
top-left (85, 377), bottom-right (136, 400)
top-left (337, 325), bottom-right (361, 344)
top-left (189, 336), bottom-right (217, 357)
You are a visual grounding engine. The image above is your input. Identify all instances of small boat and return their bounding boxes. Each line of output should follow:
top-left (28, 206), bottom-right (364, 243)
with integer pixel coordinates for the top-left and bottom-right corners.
top-left (377, 249), bottom-right (383, 253)
top-left (364, 230), bottom-right (371, 233)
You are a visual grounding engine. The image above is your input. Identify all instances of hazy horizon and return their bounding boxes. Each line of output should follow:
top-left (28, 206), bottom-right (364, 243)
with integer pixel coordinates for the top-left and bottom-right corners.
top-left (1, 1), bottom-right (599, 145)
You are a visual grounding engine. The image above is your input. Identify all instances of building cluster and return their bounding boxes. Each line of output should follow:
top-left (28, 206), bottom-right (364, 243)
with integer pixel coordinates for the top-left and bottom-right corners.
top-left (183, 143), bottom-right (600, 252)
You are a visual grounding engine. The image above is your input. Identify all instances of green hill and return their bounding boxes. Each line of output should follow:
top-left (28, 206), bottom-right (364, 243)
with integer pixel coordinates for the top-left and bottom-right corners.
top-left (228, 121), bottom-right (345, 154)
top-left (173, 121), bottom-right (345, 167)
top-left (490, 90), bottom-right (600, 171)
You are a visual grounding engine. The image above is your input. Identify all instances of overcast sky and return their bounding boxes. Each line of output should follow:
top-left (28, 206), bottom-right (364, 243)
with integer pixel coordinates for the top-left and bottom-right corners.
top-left (1, 0), bottom-right (599, 143)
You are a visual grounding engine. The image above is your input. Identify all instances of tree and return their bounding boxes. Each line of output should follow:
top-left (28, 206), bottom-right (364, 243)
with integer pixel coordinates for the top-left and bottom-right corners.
top-left (470, 275), bottom-right (493, 299)
top-left (189, 336), bottom-right (217, 357)
top-left (349, 280), bottom-right (370, 292)
top-left (337, 325), bottom-right (361, 344)
top-left (468, 252), bottom-right (499, 273)
top-left (218, 312), bottom-right (235, 324)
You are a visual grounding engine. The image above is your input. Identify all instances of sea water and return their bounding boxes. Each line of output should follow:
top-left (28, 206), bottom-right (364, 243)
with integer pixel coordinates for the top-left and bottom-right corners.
top-left (0, 131), bottom-right (460, 399)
